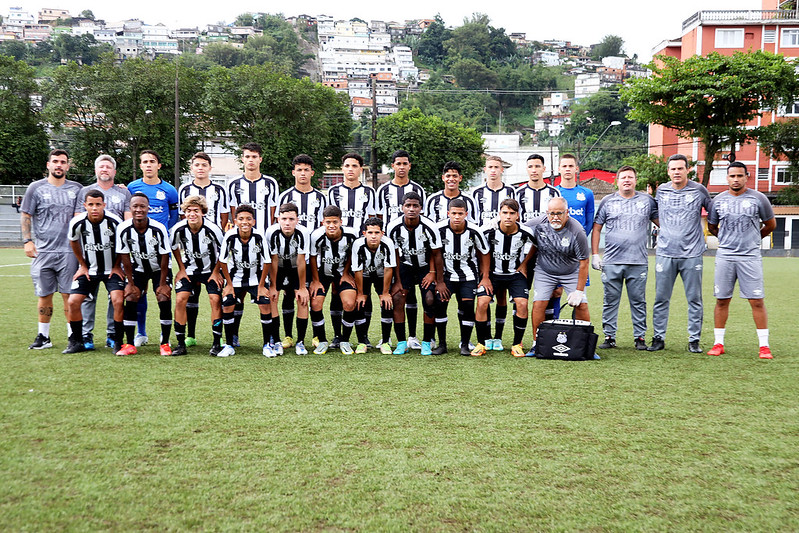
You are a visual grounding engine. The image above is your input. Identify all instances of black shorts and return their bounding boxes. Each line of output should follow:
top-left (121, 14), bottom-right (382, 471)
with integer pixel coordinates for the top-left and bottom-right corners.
top-left (444, 278), bottom-right (477, 301)
top-left (479, 273), bottom-right (529, 300)
top-left (132, 270), bottom-right (173, 293)
top-left (176, 273), bottom-right (222, 295)
top-left (314, 275), bottom-right (356, 297)
top-left (72, 273), bottom-right (125, 296)
top-left (398, 264), bottom-right (436, 292)
top-left (363, 276), bottom-right (385, 297)
top-left (223, 286), bottom-right (269, 307)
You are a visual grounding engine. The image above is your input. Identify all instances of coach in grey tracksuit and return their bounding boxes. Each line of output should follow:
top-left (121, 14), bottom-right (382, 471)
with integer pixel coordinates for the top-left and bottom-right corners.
top-left (648, 154), bottom-right (712, 353)
top-left (591, 165), bottom-right (658, 350)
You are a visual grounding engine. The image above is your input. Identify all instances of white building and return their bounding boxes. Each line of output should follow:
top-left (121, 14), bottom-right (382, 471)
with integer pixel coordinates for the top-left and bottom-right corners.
top-left (6, 7), bottom-right (35, 27)
top-left (475, 134), bottom-right (561, 187)
top-left (574, 73), bottom-right (601, 99)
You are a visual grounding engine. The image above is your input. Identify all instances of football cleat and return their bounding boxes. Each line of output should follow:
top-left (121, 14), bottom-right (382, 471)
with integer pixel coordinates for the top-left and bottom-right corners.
top-left (83, 334), bottom-right (95, 351)
top-left (171, 344), bottom-right (188, 356)
top-left (185, 337), bottom-right (197, 347)
top-left (759, 346), bottom-right (773, 359)
top-left (407, 336), bottom-right (422, 350)
top-left (105, 337), bottom-right (115, 349)
top-left (492, 339), bottom-right (504, 351)
top-left (634, 337), bottom-right (648, 350)
top-left (295, 341), bottom-right (308, 355)
top-left (339, 341), bottom-right (354, 355)
top-left (688, 340), bottom-right (702, 353)
top-left (134, 334), bottom-right (149, 347)
top-left (470, 343), bottom-right (488, 357)
top-left (208, 344), bottom-right (223, 357)
top-left (29, 334), bottom-right (53, 350)
top-left (707, 344), bottom-right (725, 356)
top-left (217, 345), bottom-right (235, 358)
top-left (282, 336), bottom-right (294, 349)
top-left (312, 336), bottom-right (320, 348)
top-left (330, 336), bottom-right (341, 349)
top-left (272, 342), bottom-right (284, 356)
top-left (511, 344), bottom-right (526, 358)
top-left (393, 341), bottom-right (408, 355)
top-left (62, 340), bottom-right (86, 354)
top-left (263, 344), bottom-right (277, 358)
top-left (159, 344), bottom-right (173, 356)
top-left (115, 344), bottom-right (137, 356)
top-left (431, 343), bottom-right (448, 355)
top-left (647, 337), bottom-right (665, 352)
top-left (420, 341), bottom-right (432, 356)
top-left (355, 343), bottom-right (368, 354)
top-left (598, 336), bottom-right (616, 349)
top-left (231, 335), bottom-right (240, 348)
top-left (313, 341), bottom-right (329, 355)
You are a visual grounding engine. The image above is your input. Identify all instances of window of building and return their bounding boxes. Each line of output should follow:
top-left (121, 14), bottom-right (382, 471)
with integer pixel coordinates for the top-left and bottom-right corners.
top-left (757, 168), bottom-right (770, 181)
top-left (715, 28), bottom-right (744, 48)
top-left (778, 101), bottom-right (799, 116)
top-left (782, 29), bottom-right (799, 47)
top-left (775, 167), bottom-right (797, 184)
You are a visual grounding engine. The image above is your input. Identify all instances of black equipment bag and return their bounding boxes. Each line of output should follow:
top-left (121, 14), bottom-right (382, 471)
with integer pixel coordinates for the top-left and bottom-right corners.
top-left (534, 318), bottom-right (599, 361)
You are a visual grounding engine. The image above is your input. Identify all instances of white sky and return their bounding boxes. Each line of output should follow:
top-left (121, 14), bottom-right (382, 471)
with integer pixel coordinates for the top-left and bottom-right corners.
top-left (5, 0), bottom-right (759, 61)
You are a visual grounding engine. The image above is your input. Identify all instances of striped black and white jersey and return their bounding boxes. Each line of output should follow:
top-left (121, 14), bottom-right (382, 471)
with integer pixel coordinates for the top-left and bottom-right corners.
top-left (178, 181), bottom-right (229, 228)
top-left (277, 187), bottom-right (327, 229)
top-left (265, 223), bottom-right (311, 270)
top-left (424, 191), bottom-right (477, 223)
top-left (436, 220), bottom-right (490, 282)
top-left (483, 224), bottom-right (535, 276)
top-left (68, 212), bottom-right (123, 277)
top-left (515, 183), bottom-right (561, 224)
top-left (220, 227), bottom-right (270, 288)
top-left (309, 226), bottom-right (359, 278)
top-left (386, 215), bottom-right (442, 269)
top-left (116, 218), bottom-right (170, 275)
top-left (376, 179), bottom-right (426, 223)
top-left (227, 174), bottom-right (280, 230)
top-left (350, 236), bottom-right (397, 280)
top-left (170, 219), bottom-right (224, 275)
top-left (327, 183), bottom-right (377, 230)
top-left (471, 183), bottom-right (516, 225)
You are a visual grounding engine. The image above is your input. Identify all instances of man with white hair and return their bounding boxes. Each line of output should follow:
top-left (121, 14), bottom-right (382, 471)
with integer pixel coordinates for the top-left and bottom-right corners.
top-left (528, 197), bottom-right (591, 350)
top-left (77, 154), bottom-right (131, 350)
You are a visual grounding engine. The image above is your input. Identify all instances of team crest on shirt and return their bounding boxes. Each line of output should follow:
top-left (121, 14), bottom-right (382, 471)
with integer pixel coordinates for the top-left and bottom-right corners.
top-left (148, 237), bottom-right (159, 247)
top-left (636, 200), bottom-right (646, 210)
top-left (43, 193), bottom-right (52, 200)
top-left (68, 191), bottom-right (76, 199)
top-left (685, 193), bottom-right (696, 204)
top-left (742, 200), bottom-right (751, 209)
top-left (576, 192), bottom-right (585, 202)
top-left (440, 236), bottom-right (449, 247)
top-left (156, 190), bottom-right (166, 200)
top-left (202, 235), bottom-right (213, 245)
top-left (103, 228), bottom-right (114, 237)
top-left (252, 243), bottom-right (261, 254)
top-left (560, 237), bottom-right (570, 247)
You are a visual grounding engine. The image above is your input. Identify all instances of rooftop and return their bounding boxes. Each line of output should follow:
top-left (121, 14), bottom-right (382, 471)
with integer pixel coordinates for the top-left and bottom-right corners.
top-left (683, 9), bottom-right (799, 31)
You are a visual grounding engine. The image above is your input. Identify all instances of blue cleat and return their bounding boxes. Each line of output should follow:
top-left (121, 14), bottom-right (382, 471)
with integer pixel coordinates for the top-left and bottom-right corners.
top-left (393, 340), bottom-right (408, 355)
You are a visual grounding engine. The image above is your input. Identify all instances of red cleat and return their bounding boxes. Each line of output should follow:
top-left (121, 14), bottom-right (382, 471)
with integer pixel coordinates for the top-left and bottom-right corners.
top-left (707, 344), bottom-right (724, 356)
top-left (115, 344), bottom-right (137, 356)
top-left (159, 344), bottom-right (172, 356)
top-left (759, 346), bottom-right (773, 360)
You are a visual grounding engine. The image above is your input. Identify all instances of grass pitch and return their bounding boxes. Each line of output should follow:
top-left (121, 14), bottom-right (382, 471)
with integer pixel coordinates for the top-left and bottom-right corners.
top-left (1, 248), bottom-right (798, 531)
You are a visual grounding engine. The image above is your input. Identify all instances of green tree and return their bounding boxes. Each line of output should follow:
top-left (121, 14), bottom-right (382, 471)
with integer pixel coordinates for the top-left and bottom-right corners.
top-left (620, 153), bottom-right (669, 193)
top-left (51, 34), bottom-right (112, 65)
top-left (591, 35), bottom-right (625, 60)
top-left (0, 55), bottom-right (49, 183)
top-left (79, 10), bottom-right (95, 20)
top-left (201, 43), bottom-right (245, 68)
top-left (400, 73), bottom-right (496, 130)
top-left (235, 13), bottom-right (255, 27)
top-left (417, 15), bottom-right (450, 66)
top-left (621, 50), bottom-right (799, 186)
top-left (375, 108), bottom-right (484, 192)
top-left (451, 58), bottom-right (498, 89)
top-left (758, 118), bottom-right (799, 174)
top-left (43, 56), bottom-right (207, 183)
top-left (202, 64), bottom-right (351, 188)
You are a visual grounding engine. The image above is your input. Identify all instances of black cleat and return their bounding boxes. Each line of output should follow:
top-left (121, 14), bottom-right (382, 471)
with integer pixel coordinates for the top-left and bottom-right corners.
top-left (634, 336), bottom-right (648, 351)
top-left (171, 344), bottom-right (188, 356)
top-left (209, 344), bottom-right (223, 357)
top-left (29, 334), bottom-right (53, 350)
top-left (62, 340), bottom-right (86, 354)
top-left (460, 345), bottom-right (472, 356)
top-left (688, 340), bottom-right (702, 353)
top-left (431, 343), bottom-right (448, 355)
top-left (598, 336), bottom-right (616, 349)
top-left (647, 337), bottom-right (665, 352)
top-left (330, 336), bottom-right (341, 349)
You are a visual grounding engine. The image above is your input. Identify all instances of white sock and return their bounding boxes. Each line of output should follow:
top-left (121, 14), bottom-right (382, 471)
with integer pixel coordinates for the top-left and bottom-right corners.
top-left (714, 328), bottom-right (726, 345)
top-left (38, 322), bottom-right (50, 337)
top-left (757, 329), bottom-right (769, 348)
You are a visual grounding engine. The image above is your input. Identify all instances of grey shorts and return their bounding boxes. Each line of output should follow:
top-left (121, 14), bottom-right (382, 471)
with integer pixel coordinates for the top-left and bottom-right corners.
top-left (30, 252), bottom-right (78, 297)
top-left (532, 269), bottom-right (587, 303)
top-left (714, 256), bottom-right (765, 299)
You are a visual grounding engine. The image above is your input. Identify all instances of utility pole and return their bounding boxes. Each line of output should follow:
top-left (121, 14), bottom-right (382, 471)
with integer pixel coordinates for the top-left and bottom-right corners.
top-left (370, 75), bottom-right (378, 189)
top-left (174, 61), bottom-right (180, 188)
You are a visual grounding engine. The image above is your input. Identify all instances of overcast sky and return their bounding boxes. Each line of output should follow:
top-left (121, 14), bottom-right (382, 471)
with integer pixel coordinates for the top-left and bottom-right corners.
top-left (4, 0), bottom-right (760, 61)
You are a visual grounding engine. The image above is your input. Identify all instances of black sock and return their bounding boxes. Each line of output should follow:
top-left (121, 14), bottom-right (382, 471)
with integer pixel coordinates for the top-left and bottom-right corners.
top-left (406, 293), bottom-right (418, 337)
top-left (70, 320), bottom-right (82, 342)
top-left (272, 311), bottom-right (281, 342)
top-left (394, 321), bottom-right (406, 342)
top-left (311, 309), bottom-right (326, 342)
top-left (124, 300), bottom-right (138, 344)
top-left (423, 321), bottom-right (435, 343)
top-left (547, 297), bottom-right (560, 320)
top-left (380, 307), bottom-right (393, 344)
top-left (435, 302), bottom-right (448, 345)
top-left (296, 317), bottom-right (308, 343)
top-left (223, 311), bottom-right (235, 345)
top-left (354, 309), bottom-right (369, 344)
top-left (158, 300), bottom-right (172, 345)
top-left (186, 291), bottom-right (200, 337)
top-left (460, 300), bottom-right (475, 347)
top-left (513, 314), bottom-right (528, 346)
top-left (282, 303), bottom-right (295, 338)
top-left (476, 320), bottom-right (490, 345)
top-left (260, 313), bottom-right (272, 344)
top-left (233, 302), bottom-right (244, 338)
top-left (330, 294), bottom-right (342, 338)
top-left (341, 309), bottom-right (356, 342)
top-left (175, 322), bottom-right (186, 346)
top-left (113, 320), bottom-right (124, 349)
top-left (212, 318), bottom-right (222, 347)
top-left (363, 297), bottom-right (372, 340)
top-left (495, 304), bottom-right (507, 339)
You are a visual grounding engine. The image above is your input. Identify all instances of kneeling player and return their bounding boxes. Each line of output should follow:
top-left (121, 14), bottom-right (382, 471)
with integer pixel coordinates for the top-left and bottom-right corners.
top-left (308, 205), bottom-right (359, 354)
top-left (475, 199), bottom-right (535, 357)
top-left (266, 203), bottom-right (311, 355)
top-left (171, 195), bottom-right (224, 356)
top-left (117, 192), bottom-right (173, 355)
top-left (63, 190), bottom-right (125, 354)
top-left (351, 217), bottom-right (396, 354)
top-left (436, 199), bottom-right (491, 355)
top-left (219, 204), bottom-right (275, 357)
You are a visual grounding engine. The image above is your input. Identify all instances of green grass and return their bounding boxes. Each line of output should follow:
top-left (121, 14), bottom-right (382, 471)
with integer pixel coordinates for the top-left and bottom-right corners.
top-left (1, 248), bottom-right (798, 531)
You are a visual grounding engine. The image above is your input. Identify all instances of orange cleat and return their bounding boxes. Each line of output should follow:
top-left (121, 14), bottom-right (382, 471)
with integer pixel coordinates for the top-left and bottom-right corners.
top-left (707, 344), bottom-right (725, 356)
top-left (159, 344), bottom-right (172, 356)
top-left (759, 346), bottom-right (773, 360)
top-left (115, 344), bottom-right (137, 356)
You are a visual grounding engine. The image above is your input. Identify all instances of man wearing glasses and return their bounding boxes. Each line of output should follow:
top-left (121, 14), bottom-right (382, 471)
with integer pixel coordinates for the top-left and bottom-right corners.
top-left (528, 197), bottom-right (591, 347)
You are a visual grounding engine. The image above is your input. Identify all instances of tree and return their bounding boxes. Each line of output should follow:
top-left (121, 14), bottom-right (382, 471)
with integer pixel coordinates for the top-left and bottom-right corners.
top-left (758, 118), bottom-right (799, 174)
top-left (0, 55), bottom-right (49, 183)
top-left (620, 153), bottom-right (669, 193)
top-left (375, 108), bottom-right (484, 192)
top-left (235, 13), bottom-right (255, 27)
top-left (51, 34), bottom-right (112, 65)
top-left (202, 64), bottom-right (351, 188)
top-left (79, 10), bottom-right (95, 20)
top-left (43, 56), bottom-right (208, 183)
top-left (451, 58), bottom-right (498, 89)
top-left (417, 15), bottom-right (450, 66)
top-left (621, 51), bottom-right (799, 186)
top-left (591, 35), bottom-right (625, 60)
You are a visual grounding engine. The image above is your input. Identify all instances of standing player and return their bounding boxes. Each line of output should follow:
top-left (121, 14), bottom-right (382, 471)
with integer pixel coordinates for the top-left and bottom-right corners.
top-left (436, 199), bottom-right (491, 356)
top-left (475, 199), bottom-right (535, 357)
top-left (178, 152), bottom-right (229, 347)
top-left (590, 166), bottom-right (658, 351)
top-left (706, 162), bottom-right (776, 359)
top-left (472, 155), bottom-right (517, 350)
top-left (516, 154), bottom-right (561, 224)
top-left (556, 154), bottom-right (594, 236)
top-left (425, 161), bottom-right (477, 223)
top-left (64, 190), bottom-right (125, 354)
top-left (128, 149), bottom-right (179, 348)
top-left (376, 149), bottom-right (426, 350)
top-left (277, 154), bottom-right (327, 230)
top-left (649, 154), bottom-right (712, 353)
top-left (219, 204), bottom-right (275, 358)
top-left (387, 192), bottom-right (446, 356)
top-left (170, 196), bottom-right (225, 356)
top-left (327, 153), bottom-right (377, 347)
top-left (350, 217), bottom-right (397, 354)
top-left (116, 192), bottom-right (173, 356)
top-left (228, 142), bottom-right (280, 230)
top-left (308, 206), bottom-right (360, 355)
top-left (266, 203), bottom-right (312, 355)
top-left (77, 154), bottom-right (131, 350)
top-left (21, 149), bottom-right (82, 350)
